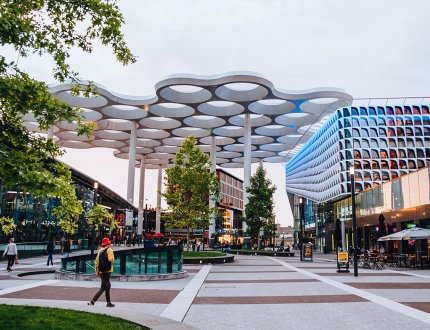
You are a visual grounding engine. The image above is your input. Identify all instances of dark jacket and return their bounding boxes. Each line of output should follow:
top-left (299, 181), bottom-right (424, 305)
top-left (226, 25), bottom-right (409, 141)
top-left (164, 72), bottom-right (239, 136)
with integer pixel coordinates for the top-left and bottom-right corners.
top-left (47, 241), bottom-right (55, 253)
top-left (64, 240), bottom-right (71, 253)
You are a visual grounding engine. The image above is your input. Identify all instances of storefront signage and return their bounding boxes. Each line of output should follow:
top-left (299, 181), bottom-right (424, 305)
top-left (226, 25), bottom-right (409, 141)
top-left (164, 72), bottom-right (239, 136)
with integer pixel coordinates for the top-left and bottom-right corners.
top-left (125, 211), bottom-right (133, 226)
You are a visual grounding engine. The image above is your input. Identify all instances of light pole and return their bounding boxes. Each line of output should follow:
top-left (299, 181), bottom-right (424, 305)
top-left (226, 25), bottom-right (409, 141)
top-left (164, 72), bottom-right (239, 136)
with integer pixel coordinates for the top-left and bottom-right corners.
top-left (91, 181), bottom-right (98, 255)
top-left (350, 166), bottom-right (358, 277)
top-left (143, 202), bottom-right (148, 248)
top-left (299, 197), bottom-right (303, 261)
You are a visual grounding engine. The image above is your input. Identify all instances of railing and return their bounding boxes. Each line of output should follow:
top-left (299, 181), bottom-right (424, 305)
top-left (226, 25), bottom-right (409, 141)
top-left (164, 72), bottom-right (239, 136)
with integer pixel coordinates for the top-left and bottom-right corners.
top-left (61, 245), bottom-right (183, 275)
top-left (0, 240), bottom-right (87, 258)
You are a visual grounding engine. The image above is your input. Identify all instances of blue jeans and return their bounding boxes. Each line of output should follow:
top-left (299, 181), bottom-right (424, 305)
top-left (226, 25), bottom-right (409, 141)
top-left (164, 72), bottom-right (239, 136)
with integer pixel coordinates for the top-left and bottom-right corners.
top-left (47, 252), bottom-right (53, 265)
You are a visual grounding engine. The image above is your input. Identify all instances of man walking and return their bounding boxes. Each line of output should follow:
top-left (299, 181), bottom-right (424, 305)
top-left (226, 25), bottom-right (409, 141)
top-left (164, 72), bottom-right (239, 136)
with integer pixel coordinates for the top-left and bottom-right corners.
top-left (46, 237), bottom-right (54, 266)
top-left (2, 238), bottom-right (18, 272)
top-left (88, 237), bottom-right (115, 307)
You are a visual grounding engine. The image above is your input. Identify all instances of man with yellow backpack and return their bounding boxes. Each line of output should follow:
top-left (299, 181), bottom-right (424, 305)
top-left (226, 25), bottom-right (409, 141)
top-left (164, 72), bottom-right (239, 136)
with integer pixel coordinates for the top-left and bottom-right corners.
top-left (88, 237), bottom-right (115, 307)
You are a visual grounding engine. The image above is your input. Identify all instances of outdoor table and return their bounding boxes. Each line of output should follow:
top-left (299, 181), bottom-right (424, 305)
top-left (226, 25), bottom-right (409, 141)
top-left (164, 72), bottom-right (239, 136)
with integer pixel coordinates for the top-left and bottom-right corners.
top-left (395, 254), bottom-right (408, 268)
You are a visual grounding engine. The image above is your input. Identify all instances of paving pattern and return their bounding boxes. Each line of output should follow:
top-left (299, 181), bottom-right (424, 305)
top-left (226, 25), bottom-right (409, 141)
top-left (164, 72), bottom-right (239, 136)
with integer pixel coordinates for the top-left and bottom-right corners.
top-left (1, 252), bottom-right (430, 329)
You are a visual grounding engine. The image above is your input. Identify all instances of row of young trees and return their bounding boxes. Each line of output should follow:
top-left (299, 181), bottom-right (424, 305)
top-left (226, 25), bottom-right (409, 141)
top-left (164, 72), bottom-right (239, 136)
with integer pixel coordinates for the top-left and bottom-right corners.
top-left (163, 136), bottom-right (277, 249)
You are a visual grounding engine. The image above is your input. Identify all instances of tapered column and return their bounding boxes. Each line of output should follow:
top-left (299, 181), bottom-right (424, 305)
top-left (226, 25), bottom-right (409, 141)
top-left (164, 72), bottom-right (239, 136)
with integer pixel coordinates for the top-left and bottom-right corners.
top-left (127, 123), bottom-right (137, 205)
top-left (209, 136), bottom-right (216, 246)
top-left (156, 165), bottom-right (162, 233)
top-left (137, 156), bottom-right (146, 237)
top-left (243, 113), bottom-right (251, 234)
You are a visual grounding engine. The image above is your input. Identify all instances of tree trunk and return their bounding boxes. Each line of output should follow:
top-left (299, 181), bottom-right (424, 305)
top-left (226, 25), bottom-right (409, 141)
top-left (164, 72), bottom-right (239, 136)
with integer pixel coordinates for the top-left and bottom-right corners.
top-left (257, 227), bottom-right (261, 250)
top-left (186, 228), bottom-right (190, 252)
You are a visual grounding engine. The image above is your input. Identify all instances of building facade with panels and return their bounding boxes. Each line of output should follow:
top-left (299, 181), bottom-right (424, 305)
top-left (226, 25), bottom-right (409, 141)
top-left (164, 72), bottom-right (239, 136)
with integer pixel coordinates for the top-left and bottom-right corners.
top-left (286, 104), bottom-right (430, 252)
top-left (286, 105), bottom-right (430, 203)
top-left (216, 169), bottom-right (244, 245)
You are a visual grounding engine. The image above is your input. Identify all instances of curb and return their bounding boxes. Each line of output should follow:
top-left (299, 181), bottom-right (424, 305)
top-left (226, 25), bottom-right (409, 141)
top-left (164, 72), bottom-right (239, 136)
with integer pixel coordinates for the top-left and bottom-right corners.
top-left (183, 255), bottom-right (234, 264)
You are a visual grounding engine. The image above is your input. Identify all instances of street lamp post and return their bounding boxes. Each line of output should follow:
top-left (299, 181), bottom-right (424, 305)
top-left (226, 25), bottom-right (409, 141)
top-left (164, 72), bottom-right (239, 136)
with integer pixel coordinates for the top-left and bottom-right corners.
top-left (299, 197), bottom-right (303, 261)
top-left (143, 203), bottom-right (148, 248)
top-left (91, 181), bottom-right (98, 255)
top-left (350, 166), bottom-right (358, 277)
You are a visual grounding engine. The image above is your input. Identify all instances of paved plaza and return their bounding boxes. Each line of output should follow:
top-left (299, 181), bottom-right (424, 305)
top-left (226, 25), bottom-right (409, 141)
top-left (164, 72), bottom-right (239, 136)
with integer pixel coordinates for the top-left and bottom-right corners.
top-left (1, 252), bottom-right (430, 329)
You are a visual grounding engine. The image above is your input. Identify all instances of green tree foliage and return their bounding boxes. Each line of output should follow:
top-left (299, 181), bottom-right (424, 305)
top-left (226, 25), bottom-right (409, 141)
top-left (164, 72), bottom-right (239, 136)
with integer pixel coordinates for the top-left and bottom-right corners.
top-left (244, 165), bottom-right (276, 245)
top-left (0, 216), bottom-right (17, 236)
top-left (163, 136), bottom-right (220, 250)
top-left (0, 1), bottom-right (135, 233)
top-left (87, 204), bottom-right (113, 228)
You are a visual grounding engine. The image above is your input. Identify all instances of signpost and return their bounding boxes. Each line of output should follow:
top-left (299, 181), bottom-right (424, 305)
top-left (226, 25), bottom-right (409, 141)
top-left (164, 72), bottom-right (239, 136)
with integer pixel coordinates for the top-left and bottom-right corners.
top-left (337, 252), bottom-right (350, 273)
top-left (302, 243), bottom-right (313, 262)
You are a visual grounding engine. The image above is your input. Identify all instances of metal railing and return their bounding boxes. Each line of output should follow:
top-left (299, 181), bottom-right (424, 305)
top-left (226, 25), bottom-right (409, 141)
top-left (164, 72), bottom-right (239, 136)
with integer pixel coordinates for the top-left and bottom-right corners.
top-left (61, 245), bottom-right (183, 275)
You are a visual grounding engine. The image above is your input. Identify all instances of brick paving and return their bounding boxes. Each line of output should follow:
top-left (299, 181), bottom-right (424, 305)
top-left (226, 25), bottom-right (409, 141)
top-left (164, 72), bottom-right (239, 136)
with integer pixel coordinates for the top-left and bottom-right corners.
top-left (1, 252), bottom-right (430, 329)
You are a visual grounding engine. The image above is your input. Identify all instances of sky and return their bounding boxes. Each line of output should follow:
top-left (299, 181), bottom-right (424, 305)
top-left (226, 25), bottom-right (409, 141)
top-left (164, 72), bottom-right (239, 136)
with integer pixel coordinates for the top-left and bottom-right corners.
top-left (4, 1), bottom-right (430, 226)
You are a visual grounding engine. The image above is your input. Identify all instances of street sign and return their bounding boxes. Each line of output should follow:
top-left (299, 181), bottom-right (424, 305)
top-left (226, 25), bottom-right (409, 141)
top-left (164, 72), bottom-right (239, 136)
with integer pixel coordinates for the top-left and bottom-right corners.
top-left (337, 252), bottom-right (350, 273)
top-left (302, 243), bottom-right (313, 261)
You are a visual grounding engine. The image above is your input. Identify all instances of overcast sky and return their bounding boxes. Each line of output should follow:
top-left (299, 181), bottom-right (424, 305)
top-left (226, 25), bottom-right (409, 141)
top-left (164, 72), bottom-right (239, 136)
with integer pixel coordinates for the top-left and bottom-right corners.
top-left (4, 1), bottom-right (430, 226)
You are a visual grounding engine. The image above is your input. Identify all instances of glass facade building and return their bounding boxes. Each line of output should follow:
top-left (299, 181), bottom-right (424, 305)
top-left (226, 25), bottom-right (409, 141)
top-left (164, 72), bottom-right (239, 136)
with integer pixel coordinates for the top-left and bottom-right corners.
top-left (287, 104), bottom-right (430, 252)
top-left (0, 165), bottom-right (136, 243)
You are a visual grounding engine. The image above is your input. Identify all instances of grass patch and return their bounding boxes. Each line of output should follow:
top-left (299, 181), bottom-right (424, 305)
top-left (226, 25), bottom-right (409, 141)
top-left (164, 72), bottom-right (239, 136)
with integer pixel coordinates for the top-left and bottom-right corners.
top-left (183, 251), bottom-right (226, 258)
top-left (0, 305), bottom-right (147, 330)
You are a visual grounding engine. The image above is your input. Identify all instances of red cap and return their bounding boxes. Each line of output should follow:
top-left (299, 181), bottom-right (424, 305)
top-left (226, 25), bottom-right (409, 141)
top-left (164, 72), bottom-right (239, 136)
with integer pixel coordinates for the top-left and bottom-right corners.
top-left (101, 238), bottom-right (111, 246)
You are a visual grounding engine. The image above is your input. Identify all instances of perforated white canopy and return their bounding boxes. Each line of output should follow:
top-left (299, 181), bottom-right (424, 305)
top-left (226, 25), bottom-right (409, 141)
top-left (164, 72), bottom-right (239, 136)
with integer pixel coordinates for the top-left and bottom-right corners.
top-left (31, 72), bottom-right (352, 168)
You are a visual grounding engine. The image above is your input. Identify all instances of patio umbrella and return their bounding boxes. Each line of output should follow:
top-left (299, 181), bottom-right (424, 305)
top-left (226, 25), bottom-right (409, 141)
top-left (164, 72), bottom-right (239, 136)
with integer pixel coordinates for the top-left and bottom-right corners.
top-left (378, 227), bottom-right (430, 241)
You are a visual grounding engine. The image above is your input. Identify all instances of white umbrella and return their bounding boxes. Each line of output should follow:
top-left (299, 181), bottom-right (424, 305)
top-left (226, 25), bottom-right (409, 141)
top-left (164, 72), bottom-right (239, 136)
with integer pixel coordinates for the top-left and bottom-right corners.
top-left (378, 227), bottom-right (430, 241)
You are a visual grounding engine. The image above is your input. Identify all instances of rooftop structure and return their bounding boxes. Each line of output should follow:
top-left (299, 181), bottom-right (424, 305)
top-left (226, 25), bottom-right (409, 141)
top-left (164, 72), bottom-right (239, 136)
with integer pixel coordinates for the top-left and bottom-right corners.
top-left (22, 72), bottom-right (352, 237)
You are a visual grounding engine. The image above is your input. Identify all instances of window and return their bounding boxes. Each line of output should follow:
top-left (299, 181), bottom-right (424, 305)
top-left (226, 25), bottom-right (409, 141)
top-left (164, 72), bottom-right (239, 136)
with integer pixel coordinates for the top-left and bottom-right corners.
top-left (362, 139), bottom-right (370, 148)
top-left (363, 160), bottom-right (371, 169)
top-left (387, 106), bottom-right (394, 115)
top-left (390, 160), bottom-right (398, 169)
top-left (381, 171), bottom-right (390, 180)
top-left (377, 107), bottom-right (385, 115)
top-left (362, 150), bottom-right (370, 158)
top-left (372, 160), bottom-right (380, 169)
top-left (381, 160), bottom-right (389, 169)
top-left (372, 172), bottom-right (381, 181)
top-left (404, 106), bottom-right (412, 115)
top-left (398, 149), bottom-right (406, 158)
top-left (395, 106), bottom-right (403, 115)
top-left (397, 128), bottom-right (405, 136)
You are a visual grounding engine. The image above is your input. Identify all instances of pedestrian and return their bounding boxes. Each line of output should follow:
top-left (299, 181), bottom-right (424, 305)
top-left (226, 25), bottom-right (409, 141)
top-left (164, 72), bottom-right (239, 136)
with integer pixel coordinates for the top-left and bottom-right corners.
top-left (88, 237), bottom-right (115, 307)
top-left (60, 235), bottom-right (65, 254)
top-left (2, 238), bottom-right (18, 272)
top-left (46, 237), bottom-right (54, 266)
top-left (196, 240), bottom-right (201, 252)
top-left (192, 239), bottom-right (196, 252)
top-left (63, 238), bottom-right (71, 258)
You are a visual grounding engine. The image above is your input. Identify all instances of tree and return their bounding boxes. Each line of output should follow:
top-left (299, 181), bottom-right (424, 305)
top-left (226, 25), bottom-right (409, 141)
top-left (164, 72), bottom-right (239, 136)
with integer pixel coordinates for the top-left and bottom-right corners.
top-left (0, 217), bottom-right (17, 236)
top-left (244, 165), bottom-right (276, 248)
top-left (0, 1), bottom-right (136, 233)
top-left (163, 136), bottom-right (220, 251)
